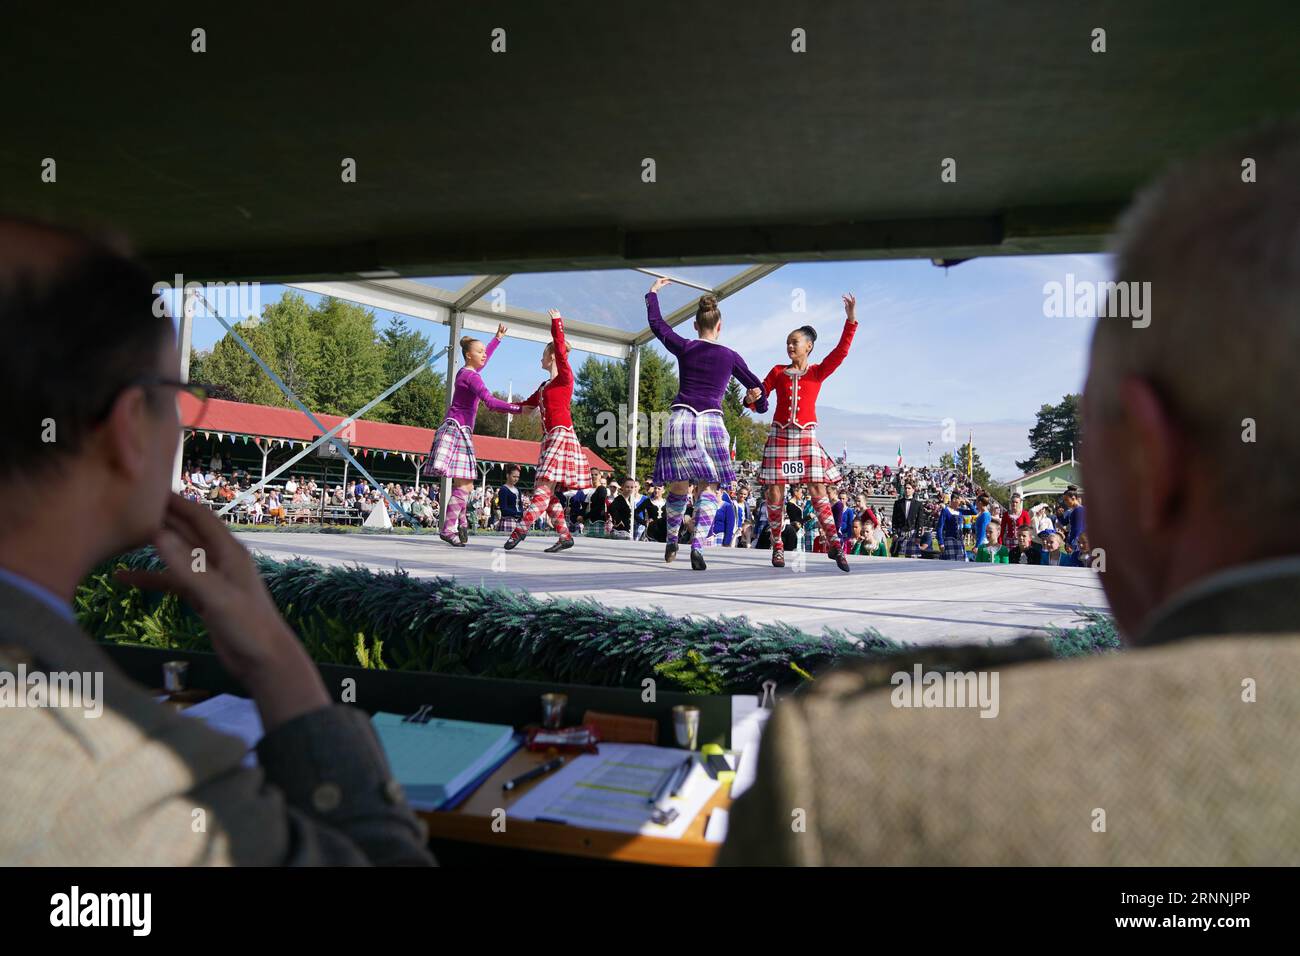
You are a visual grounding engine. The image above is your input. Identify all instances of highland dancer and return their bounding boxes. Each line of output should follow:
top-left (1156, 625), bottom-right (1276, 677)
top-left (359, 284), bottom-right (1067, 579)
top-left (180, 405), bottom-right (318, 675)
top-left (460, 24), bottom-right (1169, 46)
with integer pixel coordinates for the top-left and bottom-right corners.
top-left (755, 294), bottom-right (858, 572)
top-left (645, 277), bottom-right (767, 571)
top-left (505, 309), bottom-right (590, 554)
top-left (422, 325), bottom-right (523, 547)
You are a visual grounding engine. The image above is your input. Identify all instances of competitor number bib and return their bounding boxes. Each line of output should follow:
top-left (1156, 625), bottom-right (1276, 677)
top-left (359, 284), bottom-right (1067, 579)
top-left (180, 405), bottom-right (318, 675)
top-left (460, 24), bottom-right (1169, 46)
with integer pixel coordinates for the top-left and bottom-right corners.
top-left (781, 459), bottom-right (806, 479)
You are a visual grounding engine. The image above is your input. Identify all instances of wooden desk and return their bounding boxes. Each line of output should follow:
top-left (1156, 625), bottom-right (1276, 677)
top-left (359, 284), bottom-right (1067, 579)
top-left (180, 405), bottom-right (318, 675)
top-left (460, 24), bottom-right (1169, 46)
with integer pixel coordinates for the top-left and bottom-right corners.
top-left (150, 680), bottom-right (733, 866)
top-left (419, 748), bottom-right (732, 867)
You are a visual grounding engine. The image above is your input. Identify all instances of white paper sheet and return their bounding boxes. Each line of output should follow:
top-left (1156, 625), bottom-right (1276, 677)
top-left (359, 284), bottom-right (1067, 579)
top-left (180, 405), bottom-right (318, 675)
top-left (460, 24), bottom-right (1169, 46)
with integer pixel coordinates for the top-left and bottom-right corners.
top-left (506, 743), bottom-right (720, 841)
top-left (182, 694), bottom-right (263, 767)
top-left (729, 694), bottom-right (773, 800)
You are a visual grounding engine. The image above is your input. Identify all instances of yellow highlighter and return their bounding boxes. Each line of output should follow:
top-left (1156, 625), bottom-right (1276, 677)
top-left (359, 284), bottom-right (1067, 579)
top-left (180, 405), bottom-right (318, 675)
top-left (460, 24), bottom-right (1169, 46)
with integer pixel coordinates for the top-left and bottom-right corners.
top-left (700, 743), bottom-right (737, 785)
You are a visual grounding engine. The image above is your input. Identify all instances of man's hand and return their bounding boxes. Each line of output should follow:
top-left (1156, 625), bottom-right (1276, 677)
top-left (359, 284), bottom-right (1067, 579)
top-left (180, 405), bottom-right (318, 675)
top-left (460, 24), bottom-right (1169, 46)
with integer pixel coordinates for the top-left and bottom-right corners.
top-left (843, 293), bottom-right (857, 323)
top-left (650, 277), bottom-right (672, 294)
top-left (116, 495), bottom-right (330, 730)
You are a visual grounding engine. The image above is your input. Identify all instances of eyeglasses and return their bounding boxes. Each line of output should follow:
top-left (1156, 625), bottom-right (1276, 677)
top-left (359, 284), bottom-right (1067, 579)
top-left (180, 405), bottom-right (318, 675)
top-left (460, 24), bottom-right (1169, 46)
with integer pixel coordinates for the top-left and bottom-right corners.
top-left (95, 377), bottom-right (213, 426)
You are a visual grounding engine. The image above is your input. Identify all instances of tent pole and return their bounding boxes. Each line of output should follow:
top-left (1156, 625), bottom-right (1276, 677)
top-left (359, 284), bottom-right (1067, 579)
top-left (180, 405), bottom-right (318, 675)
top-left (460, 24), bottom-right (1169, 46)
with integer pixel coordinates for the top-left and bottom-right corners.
top-left (172, 292), bottom-right (196, 492)
top-left (625, 344), bottom-right (641, 481)
top-left (440, 310), bottom-right (462, 513)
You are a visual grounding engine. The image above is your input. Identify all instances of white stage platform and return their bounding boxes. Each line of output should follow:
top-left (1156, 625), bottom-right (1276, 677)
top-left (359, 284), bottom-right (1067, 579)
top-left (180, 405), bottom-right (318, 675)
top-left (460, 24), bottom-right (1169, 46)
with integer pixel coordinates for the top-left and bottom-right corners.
top-left (234, 531), bottom-right (1110, 646)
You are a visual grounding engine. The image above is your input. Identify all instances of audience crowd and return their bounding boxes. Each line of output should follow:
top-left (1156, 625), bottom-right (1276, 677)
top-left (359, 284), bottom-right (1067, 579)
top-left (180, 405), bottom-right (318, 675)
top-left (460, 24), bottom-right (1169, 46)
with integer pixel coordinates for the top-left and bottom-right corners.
top-left (180, 453), bottom-right (1088, 567)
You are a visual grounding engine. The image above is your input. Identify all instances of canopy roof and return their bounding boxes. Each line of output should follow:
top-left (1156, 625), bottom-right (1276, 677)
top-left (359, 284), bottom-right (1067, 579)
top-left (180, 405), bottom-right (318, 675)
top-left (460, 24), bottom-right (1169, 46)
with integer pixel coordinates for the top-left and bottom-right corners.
top-left (3, 3), bottom-right (1293, 290)
top-left (291, 264), bottom-right (782, 358)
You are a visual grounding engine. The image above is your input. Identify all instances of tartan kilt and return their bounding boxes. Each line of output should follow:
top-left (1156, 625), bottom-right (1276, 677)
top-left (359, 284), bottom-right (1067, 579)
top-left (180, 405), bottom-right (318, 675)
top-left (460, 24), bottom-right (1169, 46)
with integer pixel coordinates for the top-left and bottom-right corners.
top-left (652, 407), bottom-right (736, 485)
top-left (758, 423), bottom-right (843, 484)
top-left (940, 534), bottom-right (967, 560)
top-left (498, 517), bottom-right (520, 534)
top-left (900, 533), bottom-right (924, 558)
top-left (535, 426), bottom-right (591, 489)
top-left (422, 419), bottom-right (477, 480)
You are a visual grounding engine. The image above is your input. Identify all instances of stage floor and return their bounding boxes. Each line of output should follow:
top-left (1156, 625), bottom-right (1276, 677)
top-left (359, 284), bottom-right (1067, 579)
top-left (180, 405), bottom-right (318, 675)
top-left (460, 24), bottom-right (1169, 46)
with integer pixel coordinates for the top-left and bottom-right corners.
top-left (234, 531), bottom-right (1110, 645)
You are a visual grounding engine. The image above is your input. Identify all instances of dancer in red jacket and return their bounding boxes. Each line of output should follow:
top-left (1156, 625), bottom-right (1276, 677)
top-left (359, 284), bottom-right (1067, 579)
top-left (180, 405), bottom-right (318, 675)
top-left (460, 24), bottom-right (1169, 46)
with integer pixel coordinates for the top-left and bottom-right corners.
top-left (505, 309), bottom-right (590, 553)
top-left (751, 294), bottom-right (858, 572)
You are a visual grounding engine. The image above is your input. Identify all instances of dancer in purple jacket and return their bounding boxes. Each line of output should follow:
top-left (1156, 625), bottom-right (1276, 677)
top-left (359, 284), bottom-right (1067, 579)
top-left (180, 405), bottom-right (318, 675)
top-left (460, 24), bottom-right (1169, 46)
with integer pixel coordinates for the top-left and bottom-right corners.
top-left (645, 277), bottom-right (767, 571)
top-left (422, 324), bottom-right (523, 546)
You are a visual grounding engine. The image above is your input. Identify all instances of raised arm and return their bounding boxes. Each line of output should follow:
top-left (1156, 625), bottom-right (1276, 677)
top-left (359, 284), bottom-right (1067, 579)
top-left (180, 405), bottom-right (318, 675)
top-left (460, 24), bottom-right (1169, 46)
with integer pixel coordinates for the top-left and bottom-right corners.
top-left (645, 282), bottom-right (689, 357)
top-left (547, 309), bottom-right (574, 386)
top-left (811, 294), bottom-right (858, 381)
top-left (480, 324), bottom-right (507, 371)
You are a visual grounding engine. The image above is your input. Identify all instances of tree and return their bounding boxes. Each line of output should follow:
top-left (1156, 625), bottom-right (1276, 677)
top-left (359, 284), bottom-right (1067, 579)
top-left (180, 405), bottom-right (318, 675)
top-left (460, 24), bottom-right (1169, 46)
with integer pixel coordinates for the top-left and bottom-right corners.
top-left (478, 390), bottom-right (543, 442)
top-left (573, 349), bottom-right (678, 482)
top-left (1017, 394), bottom-right (1082, 473)
top-left (191, 317), bottom-right (286, 407)
top-left (376, 317), bottom-right (445, 428)
top-left (307, 297), bottom-right (388, 416)
top-left (941, 443), bottom-right (992, 490)
top-left (260, 292), bottom-right (321, 404)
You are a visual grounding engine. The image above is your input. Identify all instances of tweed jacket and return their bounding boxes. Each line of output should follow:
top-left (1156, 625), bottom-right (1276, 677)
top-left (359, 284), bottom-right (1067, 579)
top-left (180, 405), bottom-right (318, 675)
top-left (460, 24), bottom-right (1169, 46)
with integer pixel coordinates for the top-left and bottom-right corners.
top-left (0, 578), bottom-right (435, 865)
top-left (719, 557), bottom-right (1300, 865)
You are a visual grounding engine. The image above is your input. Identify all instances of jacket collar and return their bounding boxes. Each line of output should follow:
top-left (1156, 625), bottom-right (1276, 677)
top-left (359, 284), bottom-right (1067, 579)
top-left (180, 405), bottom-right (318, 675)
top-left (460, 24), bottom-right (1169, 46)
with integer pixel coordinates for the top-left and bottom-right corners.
top-left (1139, 555), bottom-right (1300, 647)
top-left (0, 575), bottom-right (120, 677)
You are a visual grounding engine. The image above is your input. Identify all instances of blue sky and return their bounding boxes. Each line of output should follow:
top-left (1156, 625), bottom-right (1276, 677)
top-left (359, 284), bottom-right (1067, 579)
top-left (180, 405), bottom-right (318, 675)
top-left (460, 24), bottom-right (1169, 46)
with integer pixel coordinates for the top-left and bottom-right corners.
top-left (179, 253), bottom-right (1110, 480)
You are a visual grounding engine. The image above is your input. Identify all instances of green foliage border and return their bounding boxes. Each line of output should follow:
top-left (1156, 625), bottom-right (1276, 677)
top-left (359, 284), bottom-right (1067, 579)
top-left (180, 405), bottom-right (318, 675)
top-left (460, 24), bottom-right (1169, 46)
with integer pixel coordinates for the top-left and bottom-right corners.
top-left (79, 550), bottom-right (1120, 695)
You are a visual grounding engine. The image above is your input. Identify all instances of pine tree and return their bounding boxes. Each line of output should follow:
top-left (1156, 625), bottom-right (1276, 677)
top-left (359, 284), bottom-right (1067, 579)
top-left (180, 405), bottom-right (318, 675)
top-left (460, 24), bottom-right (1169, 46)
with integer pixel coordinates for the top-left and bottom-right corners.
top-left (377, 317), bottom-right (445, 428)
top-left (1017, 394), bottom-right (1082, 472)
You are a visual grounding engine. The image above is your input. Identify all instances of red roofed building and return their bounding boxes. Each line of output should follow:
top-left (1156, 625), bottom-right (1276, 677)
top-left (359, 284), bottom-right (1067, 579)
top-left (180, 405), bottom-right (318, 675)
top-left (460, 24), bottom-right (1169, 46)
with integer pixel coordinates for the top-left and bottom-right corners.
top-left (179, 394), bottom-right (613, 486)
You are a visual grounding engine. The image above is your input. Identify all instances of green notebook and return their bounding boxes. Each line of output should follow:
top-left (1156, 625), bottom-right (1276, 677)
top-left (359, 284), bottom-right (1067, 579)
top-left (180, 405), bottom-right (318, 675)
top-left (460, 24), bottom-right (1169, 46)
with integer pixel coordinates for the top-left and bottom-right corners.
top-left (372, 713), bottom-right (517, 810)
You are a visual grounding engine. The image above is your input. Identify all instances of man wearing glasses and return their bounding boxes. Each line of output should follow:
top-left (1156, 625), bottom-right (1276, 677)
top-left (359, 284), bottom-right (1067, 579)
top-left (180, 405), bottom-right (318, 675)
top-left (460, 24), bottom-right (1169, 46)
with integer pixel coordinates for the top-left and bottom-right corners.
top-left (0, 219), bottom-right (434, 866)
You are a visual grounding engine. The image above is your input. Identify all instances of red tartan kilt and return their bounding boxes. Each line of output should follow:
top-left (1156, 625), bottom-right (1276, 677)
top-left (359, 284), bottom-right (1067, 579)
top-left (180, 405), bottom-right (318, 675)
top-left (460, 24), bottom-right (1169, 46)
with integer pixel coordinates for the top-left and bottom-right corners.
top-left (535, 426), bottom-right (591, 489)
top-left (759, 423), bottom-right (842, 484)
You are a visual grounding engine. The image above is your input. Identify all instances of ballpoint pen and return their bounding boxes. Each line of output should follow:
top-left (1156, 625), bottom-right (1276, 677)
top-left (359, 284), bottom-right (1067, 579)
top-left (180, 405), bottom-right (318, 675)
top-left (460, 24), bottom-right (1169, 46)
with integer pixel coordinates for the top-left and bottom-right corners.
top-left (502, 756), bottom-right (565, 791)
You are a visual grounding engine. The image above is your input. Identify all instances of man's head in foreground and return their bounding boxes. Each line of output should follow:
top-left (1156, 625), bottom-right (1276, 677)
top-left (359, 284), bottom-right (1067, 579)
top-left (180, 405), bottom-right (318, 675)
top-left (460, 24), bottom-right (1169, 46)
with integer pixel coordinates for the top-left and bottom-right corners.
top-left (0, 221), bottom-right (180, 595)
top-left (1082, 122), bottom-right (1300, 642)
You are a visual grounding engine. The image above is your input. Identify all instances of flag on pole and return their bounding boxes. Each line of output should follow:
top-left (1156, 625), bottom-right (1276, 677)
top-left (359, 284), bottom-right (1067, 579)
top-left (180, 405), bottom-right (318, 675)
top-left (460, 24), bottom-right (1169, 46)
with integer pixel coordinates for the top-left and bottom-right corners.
top-left (842, 441), bottom-right (848, 463)
top-left (896, 442), bottom-right (903, 468)
top-left (730, 435), bottom-right (737, 460)
top-left (967, 430), bottom-right (973, 478)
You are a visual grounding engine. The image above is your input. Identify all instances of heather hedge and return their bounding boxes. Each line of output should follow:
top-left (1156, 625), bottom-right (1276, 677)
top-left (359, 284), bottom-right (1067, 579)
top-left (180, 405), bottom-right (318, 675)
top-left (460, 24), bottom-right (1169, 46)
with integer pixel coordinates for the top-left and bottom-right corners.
top-left (78, 549), bottom-right (1119, 695)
